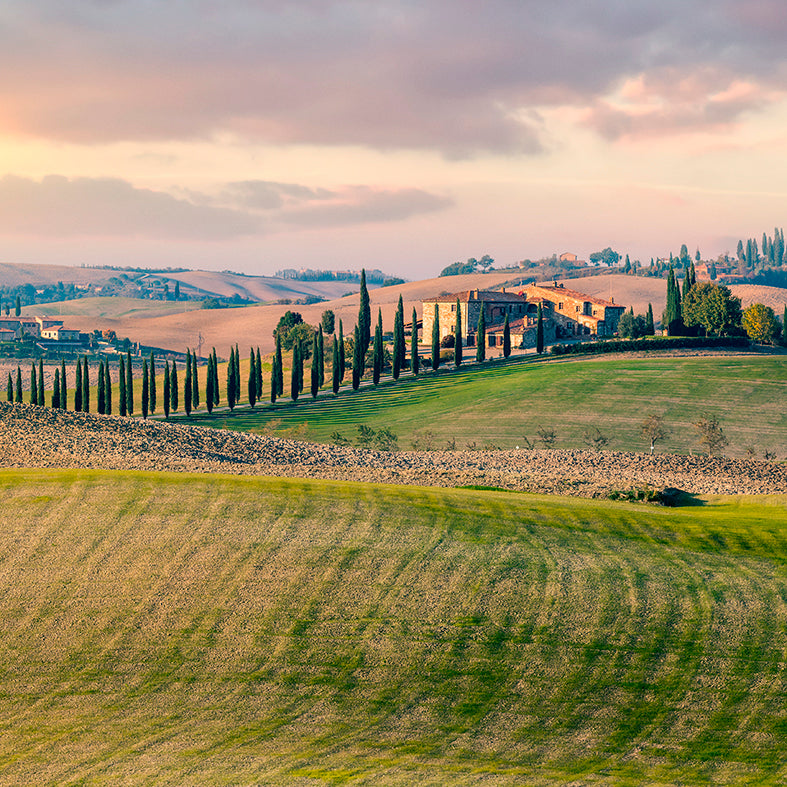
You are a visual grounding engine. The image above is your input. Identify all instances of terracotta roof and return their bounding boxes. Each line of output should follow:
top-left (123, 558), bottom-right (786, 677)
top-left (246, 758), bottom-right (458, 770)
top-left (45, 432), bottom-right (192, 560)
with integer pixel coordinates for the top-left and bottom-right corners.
top-left (525, 283), bottom-right (623, 308)
top-left (485, 317), bottom-right (533, 333)
top-left (424, 289), bottom-right (526, 304)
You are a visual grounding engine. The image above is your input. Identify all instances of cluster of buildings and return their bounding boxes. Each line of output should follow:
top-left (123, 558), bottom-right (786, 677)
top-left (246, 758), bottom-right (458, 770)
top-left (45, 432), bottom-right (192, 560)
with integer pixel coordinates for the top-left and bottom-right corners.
top-left (422, 282), bottom-right (625, 351)
top-left (0, 316), bottom-right (86, 348)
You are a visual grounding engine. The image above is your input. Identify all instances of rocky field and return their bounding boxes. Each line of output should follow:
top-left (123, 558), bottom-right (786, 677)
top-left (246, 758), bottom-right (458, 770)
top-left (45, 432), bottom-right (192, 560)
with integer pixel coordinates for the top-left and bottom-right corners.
top-left (2, 402), bottom-right (785, 497)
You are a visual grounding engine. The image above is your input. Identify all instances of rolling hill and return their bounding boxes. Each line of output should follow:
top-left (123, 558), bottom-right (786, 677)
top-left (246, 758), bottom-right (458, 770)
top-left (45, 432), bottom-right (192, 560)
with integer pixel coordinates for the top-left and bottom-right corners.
top-left (0, 469), bottom-right (785, 785)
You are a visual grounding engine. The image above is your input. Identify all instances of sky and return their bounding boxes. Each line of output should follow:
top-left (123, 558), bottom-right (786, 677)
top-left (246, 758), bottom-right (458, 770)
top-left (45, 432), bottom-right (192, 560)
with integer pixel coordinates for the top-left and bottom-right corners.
top-left (1, 0), bottom-right (787, 279)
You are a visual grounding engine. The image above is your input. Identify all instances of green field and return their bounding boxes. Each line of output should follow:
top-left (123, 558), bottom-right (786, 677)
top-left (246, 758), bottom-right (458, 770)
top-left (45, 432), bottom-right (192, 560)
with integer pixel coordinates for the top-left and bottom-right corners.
top-left (186, 354), bottom-right (787, 457)
top-left (2, 469), bottom-right (787, 784)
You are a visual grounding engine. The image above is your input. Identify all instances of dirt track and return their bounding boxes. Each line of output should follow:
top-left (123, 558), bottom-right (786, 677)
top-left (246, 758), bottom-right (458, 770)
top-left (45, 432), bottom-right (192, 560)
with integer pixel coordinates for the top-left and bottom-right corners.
top-left (1, 402), bottom-right (785, 497)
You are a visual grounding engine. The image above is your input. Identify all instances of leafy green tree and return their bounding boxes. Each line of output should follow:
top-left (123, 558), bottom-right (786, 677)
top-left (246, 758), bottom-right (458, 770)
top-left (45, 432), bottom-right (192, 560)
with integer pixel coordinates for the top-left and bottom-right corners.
top-left (60, 359), bottom-right (66, 410)
top-left (52, 368), bottom-right (60, 409)
top-left (411, 307), bottom-right (419, 376)
top-left (291, 344), bottom-right (300, 401)
top-left (431, 304), bottom-right (440, 370)
top-left (694, 414), bottom-right (728, 454)
top-left (141, 359), bottom-right (149, 419)
top-left (118, 355), bottom-right (126, 416)
top-left (536, 303), bottom-right (544, 354)
top-left (82, 357), bottom-right (90, 413)
top-left (742, 303), bottom-right (780, 344)
top-left (163, 362), bottom-right (170, 418)
top-left (683, 283), bottom-right (742, 336)
top-left (453, 299), bottom-right (462, 367)
top-left (588, 247), bottom-right (620, 266)
top-left (476, 309), bottom-right (486, 362)
top-left (373, 309), bottom-right (383, 385)
top-left (352, 324), bottom-right (362, 390)
top-left (38, 359), bottom-right (44, 406)
top-left (184, 349), bottom-right (193, 415)
top-left (170, 361), bottom-right (178, 413)
top-left (248, 347), bottom-right (257, 407)
top-left (125, 351), bottom-right (133, 414)
top-left (321, 309), bottom-right (335, 334)
top-left (332, 336), bottom-right (340, 394)
top-left (503, 314), bottom-right (511, 358)
top-left (30, 363), bottom-right (37, 406)
top-left (149, 353), bottom-right (156, 414)
top-left (439, 259), bottom-right (479, 276)
top-left (14, 366), bottom-right (22, 403)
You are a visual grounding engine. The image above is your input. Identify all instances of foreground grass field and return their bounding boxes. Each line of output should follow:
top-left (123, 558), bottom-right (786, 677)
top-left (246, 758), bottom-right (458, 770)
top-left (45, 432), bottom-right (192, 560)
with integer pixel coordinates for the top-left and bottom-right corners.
top-left (1, 469), bottom-right (786, 784)
top-left (187, 354), bottom-right (787, 457)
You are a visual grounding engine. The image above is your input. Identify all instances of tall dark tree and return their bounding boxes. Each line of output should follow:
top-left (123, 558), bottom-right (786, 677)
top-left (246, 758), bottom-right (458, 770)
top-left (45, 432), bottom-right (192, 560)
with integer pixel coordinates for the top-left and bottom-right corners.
top-left (82, 357), bottom-right (90, 413)
top-left (393, 294), bottom-right (405, 379)
top-left (453, 299), bottom-right (463, 367)
top-left (141, 359), bottom-right (149, 419)
top-left (321, 309), bottom-right (335, 334)
top-left (38, 359), bottom-right (44, 406)
top-left (332, 336), bottom-right (340, 394)
top-left (296, 337), bottom-right (304, 394)
top-left (352, 324), bottom-right (362, 390)
top-left (663, 266), bottom-right (683, 335)
top-left (184, 349), bottom-right (193, 415)
top-left (118, 355), bottom-right (126, 416)
top-left (290, 344), bottom-right (300, 401)
top-left (60, 359), bottom-right (66, 410)
top-left (74, 358), bottom-right (82, 412)
top-left (211, 347), bottom-right (220, 406)
top-left (503, 314), bottom-right (511, 358)
top-left (104, 361), bottom-right (112, 415)
top-left (192, 351), bottom-right (199, 410)
top-left (234, 343), bottom-right (241, 401)
top-left (372, 309), bottom-right (383, 385)
top-left (14, 366), bottom-right (22, 403)
top-left (310, 331), bottom-right (320, 398)
top-left (411, 307), bottom-right (419, 375)
top-left (646, 303), bottom-right (655, 335)
top-left (248, 347), bottom-right (257, 407)
top-left (317, 327), bottom-right (325, 388)
top-left (536, 303), bottom-right (544, 354)
top-left (149, 352), bottom-right (157, 414)
top-left (52, 367), bottom-right (60, 409)
top-left (6, 372), bottom-right (12, 402)
top-left (30, 363), bottom-right (37, 405)
top-left (269, 351), bottom-right (278, 404)
top-left (338, 320), bottom-right (345, 382)
top-left (163, 362), bottom-right (171, 418)
top-left (476, 309), bottom-right (486, 362)
top-left (14, 295), bottom-right (20, 317)
top-left (170, 361), bottom-right (178, 413)
top-left (274, 335), bottom-right (284, 396)
top-left (255, 347), bottom-right (262, 400)
top-left (358, 268), bottom-right (371, 357)
top-left (227, 346), bottom-right (236, 410)
top-left (205, 355), bottom-right (214, 413)
top-left (125, 351), bottom-right (133, 414)
top-left (97, 360), bottom-right (105, 414)
top-left (431, 304), bottom-right (440, 370)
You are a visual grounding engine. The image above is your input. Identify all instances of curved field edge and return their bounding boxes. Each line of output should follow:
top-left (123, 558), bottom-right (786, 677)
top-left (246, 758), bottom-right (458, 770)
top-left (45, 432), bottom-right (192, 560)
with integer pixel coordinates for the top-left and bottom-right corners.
top-left (1, 469), bottom-right (786, 785)
top-left (185, 354), bottom-right (787, 458)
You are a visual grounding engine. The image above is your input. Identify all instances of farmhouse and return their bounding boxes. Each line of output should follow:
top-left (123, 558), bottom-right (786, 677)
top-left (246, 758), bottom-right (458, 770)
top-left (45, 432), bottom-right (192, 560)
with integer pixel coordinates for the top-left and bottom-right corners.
top-left (422, 282), bottom-right (625, 350)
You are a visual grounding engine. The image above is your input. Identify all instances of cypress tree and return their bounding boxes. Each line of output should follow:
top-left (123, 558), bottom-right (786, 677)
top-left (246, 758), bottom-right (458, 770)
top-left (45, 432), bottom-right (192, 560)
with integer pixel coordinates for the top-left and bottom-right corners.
top-left (163, 362), bottom-right (170, 418)
top-left (274, 335), bottom-right (284, 396)
top-left (52, 368), bottom-right (60, 408)
top-left (431, 304), bottom-right (440, 370)
top-left (14, 295), bottom-right (20, 316)
top-left (15, 366), bottom-right (22, 403)
top-left (373, 309), bottom-right (383, 385)
top-left (338, 320), bottom-right (345, 381)
top-left (6, 373), bottom-right (12, 402)
top-left (227, 347), bottom-right (236, 410)
top-left (149, 352), bottom-right (156, 414)
top-left (38, 359), bottom-right (44, 405)
top-left (211, 347), bottom-right (220, 406)
top-left (332, 336), bottom-right (340, 394)
top-left (646, 303), bottom-right (655, 335)
top-left (317, 328), bottom-right (325, 388)
top-left (82, 357), bottom-right (90, 413)
top-left (255, 347), bottom-right (262, 400)
top-left (170, 361), bottom-right (178, 413)
top-left (30, 363), bottom-right (37, 405)
top-left (270, 351), bottom-right (278, 403)
top-left (503, 314), bottom-right (511, 358)
top-left (358, 269), bottom-right (371, 356)
top-left (118, 355), bottom-right (126, 416)
top-left (206, 355), bottom-right (214, 413)
top-left (393, 294), bottom-right (405, 378)
top-left (536, 303), bottom-right (544, 354)
top-left (234, 343), bottom-right (241, 402)
top-left (184, 349), bottom-right (192, 415)
top-left (105, 361), bottom-right (112, 415)
top-left (97, 360), bottom-right (105, 414)
top-left (74, 358), bottom-right (82, 412)
top-left (60, 359), bottom-right (66, 410)
top-left (411, 307), bottom-right (419, 375)
top-left (290, 344), bottom-right (300, 401)
top-left (477, 309), bottom-right (486, 362)
top-left (248, 347), bottom-right (257, 407)
top-left (141, 359), bottom-right (149, 419)
top-left (192, 351), bottom-right (199, 410)
top-left (310, 332), bottom-right (319, 398)
top-left (125, 351), bottom-right (133, 414)
top-left (454, 299), bottom-right (462, 367)
top-left (352, 324), bottom-right (362, 390)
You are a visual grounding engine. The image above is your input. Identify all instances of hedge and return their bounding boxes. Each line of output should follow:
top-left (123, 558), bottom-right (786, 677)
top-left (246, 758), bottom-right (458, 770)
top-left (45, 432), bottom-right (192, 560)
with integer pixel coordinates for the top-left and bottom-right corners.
top-left (549, 336), bottom-right (750, 356)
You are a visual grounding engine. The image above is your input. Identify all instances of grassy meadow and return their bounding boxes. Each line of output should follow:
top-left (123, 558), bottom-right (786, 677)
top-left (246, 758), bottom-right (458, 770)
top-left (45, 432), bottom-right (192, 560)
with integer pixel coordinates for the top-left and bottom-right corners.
top-left (185, 354), bottom-right (787, 458)
top-left (1, 469), bottom-right (787, 784)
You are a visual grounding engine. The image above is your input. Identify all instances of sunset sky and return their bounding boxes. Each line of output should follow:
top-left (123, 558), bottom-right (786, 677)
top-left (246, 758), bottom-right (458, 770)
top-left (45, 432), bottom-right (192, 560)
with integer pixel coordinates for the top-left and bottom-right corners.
top-left (1, 1), bottom-right (787, 279)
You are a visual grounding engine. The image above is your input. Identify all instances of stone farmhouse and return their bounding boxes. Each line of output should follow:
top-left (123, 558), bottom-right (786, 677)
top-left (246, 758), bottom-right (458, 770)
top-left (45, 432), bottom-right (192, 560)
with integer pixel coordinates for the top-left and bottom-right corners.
top-left (0, 316), bottom-right (87, 347)
top-left (422, 283), bottom-right (625, 351)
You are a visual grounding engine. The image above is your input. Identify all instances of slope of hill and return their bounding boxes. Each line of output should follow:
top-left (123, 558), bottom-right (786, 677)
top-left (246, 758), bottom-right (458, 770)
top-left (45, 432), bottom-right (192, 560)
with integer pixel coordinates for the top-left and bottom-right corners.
top-left (21, 296), bottom-right (203, 319)
top-left (0, 469), bottom-right (785, 785)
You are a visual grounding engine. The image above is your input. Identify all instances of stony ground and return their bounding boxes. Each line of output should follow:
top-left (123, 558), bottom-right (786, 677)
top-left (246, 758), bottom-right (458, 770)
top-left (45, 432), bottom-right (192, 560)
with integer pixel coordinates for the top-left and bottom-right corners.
top-left (2, 402), bottom-right (785, 497)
